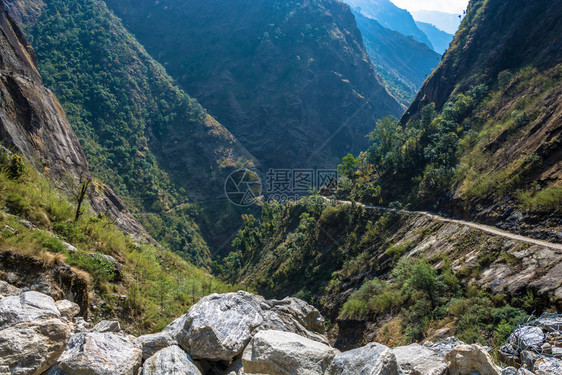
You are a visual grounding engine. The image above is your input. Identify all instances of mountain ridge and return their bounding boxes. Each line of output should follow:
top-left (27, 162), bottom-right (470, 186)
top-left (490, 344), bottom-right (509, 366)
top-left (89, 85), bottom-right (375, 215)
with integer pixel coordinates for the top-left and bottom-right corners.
top-left (344, 0), bottom-right (434, 50)
top-left (103, 0), bottom-right (404, 170)
top-left (352, 9), bottom-right (440, 105)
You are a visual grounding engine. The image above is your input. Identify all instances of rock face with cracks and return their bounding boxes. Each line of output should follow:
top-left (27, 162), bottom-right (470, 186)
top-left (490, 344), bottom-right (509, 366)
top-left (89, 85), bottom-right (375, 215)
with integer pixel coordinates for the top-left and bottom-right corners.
top-left (242, 330), bottom-right (339, 375)
top-left (175, 291), bottom-right (328, 361)
top-left (0, 291), bottom-right (71, 375)
top-left (47, 332), bottom-right (142, 375)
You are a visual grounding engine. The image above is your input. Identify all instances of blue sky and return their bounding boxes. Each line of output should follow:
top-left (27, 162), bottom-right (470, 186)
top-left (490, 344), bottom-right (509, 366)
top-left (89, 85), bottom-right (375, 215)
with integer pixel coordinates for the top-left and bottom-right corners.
top-left (390, 0), bottom-right (469, 13)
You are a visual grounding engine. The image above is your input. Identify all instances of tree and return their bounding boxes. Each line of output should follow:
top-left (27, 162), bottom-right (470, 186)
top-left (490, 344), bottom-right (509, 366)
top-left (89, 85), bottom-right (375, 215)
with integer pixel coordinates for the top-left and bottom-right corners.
top-left (338, 153), bottom-right (359, 179)
top-left (70, 173), bottom-right (92, 222)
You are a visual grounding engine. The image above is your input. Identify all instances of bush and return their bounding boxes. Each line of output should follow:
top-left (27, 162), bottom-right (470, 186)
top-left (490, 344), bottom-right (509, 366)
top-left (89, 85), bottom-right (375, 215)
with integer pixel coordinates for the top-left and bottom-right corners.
top-left (5, 192), bottom-right (30, 216)
top-left (53, 221), bottom-right (85, 243)
top-left (340, 298), bottom-right (369, 319)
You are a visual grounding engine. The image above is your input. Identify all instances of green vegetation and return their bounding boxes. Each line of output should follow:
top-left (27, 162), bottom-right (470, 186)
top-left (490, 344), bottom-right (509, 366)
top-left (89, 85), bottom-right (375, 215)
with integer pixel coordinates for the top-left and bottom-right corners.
top-left (518, 187), bottom-right (562, 212)
top-left (339, 257), bottom-right (527, 348)
top-left (340, 64), bottom-right (562, 216)
top-left (0, 150), bottom-right (237, 333)
top-left (20, 0), bottom-right (255, 266)
top-left (342, 83), bottom-right (486, 206)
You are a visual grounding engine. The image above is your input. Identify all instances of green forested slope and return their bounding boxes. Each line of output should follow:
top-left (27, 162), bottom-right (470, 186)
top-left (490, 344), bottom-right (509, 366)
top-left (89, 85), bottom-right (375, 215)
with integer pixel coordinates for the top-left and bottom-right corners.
top-left (103, 0), bottom-right (403, 170)
top-left (347, 0), bottom-right (562, 236)
top-left (6, 0), bottom-right (257, 266)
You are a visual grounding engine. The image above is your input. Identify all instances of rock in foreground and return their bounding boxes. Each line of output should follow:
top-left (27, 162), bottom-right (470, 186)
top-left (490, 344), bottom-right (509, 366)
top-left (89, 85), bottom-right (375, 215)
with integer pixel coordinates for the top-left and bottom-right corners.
top-left (0, 291), bottom-right (71, 375)
top-left (176, 291), bottom-right (328, 361)
top-left (445, 344), bottom-right (501, 375)
top-left (393, 343), bottom-right (448, 375)
top-left (141, 345), bottom-right (201, 375)
top-left (326, 342), bottom-right (402, 375)
top-left (242, 330), bottom-right (338, 375)
top-left (48, 332), bottom-right (142, 375)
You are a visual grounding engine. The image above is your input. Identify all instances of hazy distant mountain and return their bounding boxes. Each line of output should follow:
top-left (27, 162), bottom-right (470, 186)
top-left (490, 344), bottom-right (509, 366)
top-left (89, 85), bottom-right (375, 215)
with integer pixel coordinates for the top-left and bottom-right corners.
top-left (353, 11), bottom-right (440, 105)
top-left (415, 21), bottom-right (453, 55)
top-left (344, 0), bottom-right (434, 50)
top-left (411, 10), bottom-right (462, 34)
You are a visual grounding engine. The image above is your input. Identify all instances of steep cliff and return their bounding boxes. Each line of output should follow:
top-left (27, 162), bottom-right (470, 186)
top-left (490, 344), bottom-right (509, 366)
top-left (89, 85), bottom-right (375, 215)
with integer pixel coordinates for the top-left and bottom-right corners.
top-left (0, 4), bottom-right (148, 238)
top-left (104, 0), bottom-right (403, 170)
top-left (399, 0), bottom-right (562, 236)
top-left (403, 0), bottom-right (562, 120)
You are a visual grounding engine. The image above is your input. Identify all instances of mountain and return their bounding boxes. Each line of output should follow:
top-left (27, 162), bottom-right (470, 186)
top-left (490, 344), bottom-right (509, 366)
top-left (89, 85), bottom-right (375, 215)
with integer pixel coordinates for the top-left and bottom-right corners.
top-left (415, 21), bottom-right (453, 55)
top-left (344, 0), bottom-right (434, 50)
top-left (5, 0), bottom-right (258, 266)
top-left (219, 0), bottom-right (562, 350)
top-left (0, 2), bottom-right (148, 239)
top-left (352, 10), bottom-right (441, 105)
top-left (0, 2), bottom-right (237, 335)
top-left (411, 9), bottom-right (463, 34)
top-left (103, 0), bottom-right (404, 170)
top-left (400, 0), bottom-right (562, 236)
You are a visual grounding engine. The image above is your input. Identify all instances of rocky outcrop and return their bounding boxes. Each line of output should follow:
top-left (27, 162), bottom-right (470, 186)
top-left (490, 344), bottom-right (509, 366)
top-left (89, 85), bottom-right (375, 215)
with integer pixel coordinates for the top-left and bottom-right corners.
top-left (48, 332), bottom-right (142, 375)
top-left (0, 291), bottom-right (71, 375)
top-left (0, 280), bottom-right (22, 298)
top-left (393, 343), bottom-right (448, 375)
top-left (54, 300), bottom-right (80, 321)
top-left (499, 314), bottom-right (562, 374)
top-left (0, 250), bottom-right (89, 315)
top-left (176, 291), bottom-right (328, 361)
top-left (445, 344), bottom-right (501, 375)
top-left (141, 345), bottom-right (201, 375)
top-left (242, 330), bottom-right (339, 375)
top-left (326, 342), bottom-right (402, 375)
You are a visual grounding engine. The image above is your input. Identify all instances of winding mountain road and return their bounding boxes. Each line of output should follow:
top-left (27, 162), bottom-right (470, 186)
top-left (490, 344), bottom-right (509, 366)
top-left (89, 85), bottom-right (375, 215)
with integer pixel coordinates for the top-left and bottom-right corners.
top-left (331, 199), bottom-right (562, 251)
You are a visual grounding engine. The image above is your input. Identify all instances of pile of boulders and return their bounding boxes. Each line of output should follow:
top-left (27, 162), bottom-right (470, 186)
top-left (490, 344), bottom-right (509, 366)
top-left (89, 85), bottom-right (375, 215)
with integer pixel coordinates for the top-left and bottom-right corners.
top-left (0, 281), bottom-right (528, 375)
top-left (499, 314), bottom-right (562, 375)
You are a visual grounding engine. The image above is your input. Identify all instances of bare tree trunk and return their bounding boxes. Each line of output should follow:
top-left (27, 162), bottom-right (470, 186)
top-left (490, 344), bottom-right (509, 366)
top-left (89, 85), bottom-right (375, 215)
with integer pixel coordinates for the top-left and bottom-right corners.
top-left (74, 179), bottom-right (91, 221)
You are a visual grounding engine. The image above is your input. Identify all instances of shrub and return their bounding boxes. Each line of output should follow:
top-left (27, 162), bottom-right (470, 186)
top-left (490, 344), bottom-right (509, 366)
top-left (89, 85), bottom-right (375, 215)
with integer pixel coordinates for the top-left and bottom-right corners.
top-left (53, 221), bottom-right (85, 243)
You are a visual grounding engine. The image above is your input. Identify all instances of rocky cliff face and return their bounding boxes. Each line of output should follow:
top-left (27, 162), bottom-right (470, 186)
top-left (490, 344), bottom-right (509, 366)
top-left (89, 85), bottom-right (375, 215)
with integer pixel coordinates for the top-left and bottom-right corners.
top-left (0, 4), bottom-right (149, 238)
top-left (104, 0), bottom-right (403, 170)
top-left (0, 6), bottom-right (86, 180)
top-left (400, 0), bottom-right (562, 237)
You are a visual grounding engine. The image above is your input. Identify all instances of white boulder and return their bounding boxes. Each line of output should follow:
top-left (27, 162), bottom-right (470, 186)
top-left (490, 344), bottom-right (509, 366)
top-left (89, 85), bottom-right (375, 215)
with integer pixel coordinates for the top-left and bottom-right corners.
top-left (141, 345), bottom-right (201, 375)
top-left (242, 330), bottom-right (338, 375)
top-left (0, 291), bottom-right (70, 375)
top-left (47, 332), bottom-right (142, 375)
top-left (327, 342), bottom-right (403, 375)
top-left (393, 343), bottom-right (447, 375)
top-left (445, 344), bottom-right (502, 375)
